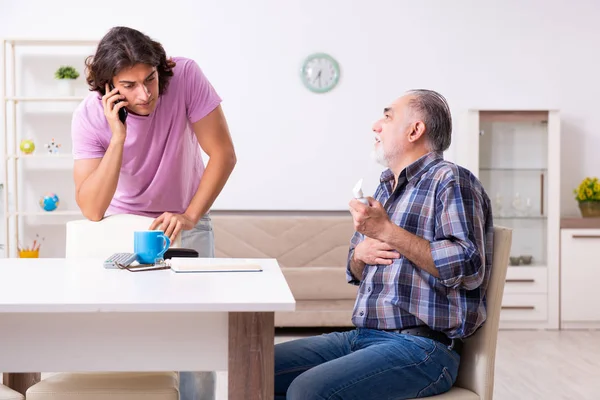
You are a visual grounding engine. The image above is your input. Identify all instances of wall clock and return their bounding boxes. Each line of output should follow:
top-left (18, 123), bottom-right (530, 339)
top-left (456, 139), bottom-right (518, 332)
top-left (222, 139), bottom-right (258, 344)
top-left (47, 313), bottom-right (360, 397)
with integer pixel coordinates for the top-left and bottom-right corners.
top-left (300, 53), bottom-right (340, 93)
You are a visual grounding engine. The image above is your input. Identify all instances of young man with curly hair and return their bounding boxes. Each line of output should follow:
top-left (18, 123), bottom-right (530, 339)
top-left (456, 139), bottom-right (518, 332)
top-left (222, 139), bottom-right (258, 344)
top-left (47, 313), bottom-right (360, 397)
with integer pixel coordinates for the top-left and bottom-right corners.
top-left (71, 26), bottom-right (236, 400)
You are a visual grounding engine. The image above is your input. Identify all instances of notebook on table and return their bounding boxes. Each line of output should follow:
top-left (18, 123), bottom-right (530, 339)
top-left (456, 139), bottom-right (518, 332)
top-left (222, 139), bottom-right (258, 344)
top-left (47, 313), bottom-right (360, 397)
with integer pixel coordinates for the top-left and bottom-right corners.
top-left (168, 257), bottom-right (263, 273)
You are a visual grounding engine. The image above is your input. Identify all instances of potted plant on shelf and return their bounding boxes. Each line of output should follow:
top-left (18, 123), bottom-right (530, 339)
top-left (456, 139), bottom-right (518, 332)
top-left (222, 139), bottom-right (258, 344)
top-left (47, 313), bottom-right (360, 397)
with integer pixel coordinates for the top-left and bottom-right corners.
top-left (574, 176), bottom-right (600, 218)
top-left (54, 65), bottom-right (80, 96)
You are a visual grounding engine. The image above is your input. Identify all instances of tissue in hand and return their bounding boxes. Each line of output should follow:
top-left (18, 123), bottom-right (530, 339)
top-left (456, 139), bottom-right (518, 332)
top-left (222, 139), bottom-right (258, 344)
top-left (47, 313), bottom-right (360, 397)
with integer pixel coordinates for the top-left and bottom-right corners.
top-left (353, 179), bottom-right (369, 205)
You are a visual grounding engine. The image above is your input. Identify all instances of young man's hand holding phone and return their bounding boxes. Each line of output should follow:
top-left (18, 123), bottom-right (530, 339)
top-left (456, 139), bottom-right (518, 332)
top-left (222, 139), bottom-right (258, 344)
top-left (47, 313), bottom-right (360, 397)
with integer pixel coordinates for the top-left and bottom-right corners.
top-left (102, 83), bottom-right (128, 144)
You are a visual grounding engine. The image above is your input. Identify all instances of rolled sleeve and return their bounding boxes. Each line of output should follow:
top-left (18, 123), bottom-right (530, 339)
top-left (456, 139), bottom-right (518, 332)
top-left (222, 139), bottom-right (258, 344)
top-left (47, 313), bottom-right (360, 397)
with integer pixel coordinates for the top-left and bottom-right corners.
top-left (183, 59), bottom-right (222, 124)
top-left (346, 231), bottom-right (363, 286)
top-left (431, 180), bottom-right (487, 290)
top-left (71, 104), bottom-right (106, 160)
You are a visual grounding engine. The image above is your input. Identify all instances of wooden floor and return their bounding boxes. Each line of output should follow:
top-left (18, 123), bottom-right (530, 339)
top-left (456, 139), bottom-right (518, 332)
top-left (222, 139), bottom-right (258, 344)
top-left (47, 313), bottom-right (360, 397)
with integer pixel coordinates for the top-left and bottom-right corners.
top-left (18, 330), bottom-right (600, 399)
top-left (213, 329), bottom-right (600, 399)
top-left (493, 330), bottom-right (600, 399)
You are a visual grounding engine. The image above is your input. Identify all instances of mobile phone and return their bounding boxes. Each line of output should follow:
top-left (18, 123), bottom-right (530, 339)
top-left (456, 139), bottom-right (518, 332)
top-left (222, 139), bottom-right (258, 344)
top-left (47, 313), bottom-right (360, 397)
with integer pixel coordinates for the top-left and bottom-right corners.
top-left (164, 248), bottom-right (199, 259)
top-left (109, 83), bottom-right (128, 124)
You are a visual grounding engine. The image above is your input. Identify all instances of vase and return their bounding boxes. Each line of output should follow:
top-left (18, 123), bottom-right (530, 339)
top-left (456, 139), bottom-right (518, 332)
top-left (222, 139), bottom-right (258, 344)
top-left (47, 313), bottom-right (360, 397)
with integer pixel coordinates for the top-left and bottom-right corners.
top-left (56, 79), bottom-right (74, 96)
top-left (578, 201), bottom-right (600, 218)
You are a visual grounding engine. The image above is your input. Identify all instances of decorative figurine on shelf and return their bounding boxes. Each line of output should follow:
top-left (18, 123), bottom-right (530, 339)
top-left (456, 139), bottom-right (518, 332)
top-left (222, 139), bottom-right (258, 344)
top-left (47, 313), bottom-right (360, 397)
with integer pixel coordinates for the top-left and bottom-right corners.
top-left (44, 138), bottom-right (61, 154)
top-left (19, 139), bottom-right (35, 155)
top-left (39, 192), bottom-right (60, 212)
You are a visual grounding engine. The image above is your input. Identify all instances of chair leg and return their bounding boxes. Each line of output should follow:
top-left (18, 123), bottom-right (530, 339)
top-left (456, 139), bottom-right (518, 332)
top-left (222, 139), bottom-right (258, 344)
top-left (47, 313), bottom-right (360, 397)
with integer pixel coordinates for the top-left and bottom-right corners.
top-left (3, 373), bottom-right (41, 395)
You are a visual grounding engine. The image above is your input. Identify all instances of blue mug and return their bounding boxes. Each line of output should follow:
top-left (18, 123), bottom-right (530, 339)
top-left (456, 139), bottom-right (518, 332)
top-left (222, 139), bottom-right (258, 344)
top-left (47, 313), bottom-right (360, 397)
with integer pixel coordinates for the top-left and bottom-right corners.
top-left (134, 230), bottom-right (171, 264)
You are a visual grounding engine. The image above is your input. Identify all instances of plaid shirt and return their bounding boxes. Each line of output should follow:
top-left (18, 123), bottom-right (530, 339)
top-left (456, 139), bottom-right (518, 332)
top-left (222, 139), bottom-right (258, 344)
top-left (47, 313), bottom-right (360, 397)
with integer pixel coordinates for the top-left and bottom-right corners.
top-left (346, 151), bottom-right (493, 339)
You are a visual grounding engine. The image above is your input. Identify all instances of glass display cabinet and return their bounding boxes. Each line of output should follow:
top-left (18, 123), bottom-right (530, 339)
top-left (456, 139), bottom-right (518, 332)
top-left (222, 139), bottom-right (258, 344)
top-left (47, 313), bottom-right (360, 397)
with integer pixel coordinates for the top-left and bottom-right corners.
top-left (464, 110), bottom-right (560, 329)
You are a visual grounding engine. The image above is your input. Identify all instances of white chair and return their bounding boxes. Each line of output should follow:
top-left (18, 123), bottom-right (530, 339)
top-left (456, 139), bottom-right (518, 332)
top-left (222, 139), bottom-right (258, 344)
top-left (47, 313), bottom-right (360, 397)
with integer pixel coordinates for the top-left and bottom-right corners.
top-left (0, 384), bottom-right (24, 400)
top-left (65, 213), bottom-right (181, 259)
top-left (408, 225), bottom-right (512, 400)
top-left (26, 214), bottom-right (181, 400)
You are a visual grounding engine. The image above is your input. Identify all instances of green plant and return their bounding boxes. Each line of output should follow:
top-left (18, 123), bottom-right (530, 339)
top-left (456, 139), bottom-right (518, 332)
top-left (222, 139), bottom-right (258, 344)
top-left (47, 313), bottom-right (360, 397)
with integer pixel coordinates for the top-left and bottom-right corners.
top-left (574, 176), bottom-right (600, 202)
top-left (54, 65), bottom-right (79, 80)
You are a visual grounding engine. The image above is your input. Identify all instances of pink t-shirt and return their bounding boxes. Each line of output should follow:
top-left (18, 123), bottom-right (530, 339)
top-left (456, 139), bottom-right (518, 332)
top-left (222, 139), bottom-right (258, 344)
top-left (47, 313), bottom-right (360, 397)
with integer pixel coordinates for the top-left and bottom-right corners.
top-left (71, 57), bottom-right (222, 218)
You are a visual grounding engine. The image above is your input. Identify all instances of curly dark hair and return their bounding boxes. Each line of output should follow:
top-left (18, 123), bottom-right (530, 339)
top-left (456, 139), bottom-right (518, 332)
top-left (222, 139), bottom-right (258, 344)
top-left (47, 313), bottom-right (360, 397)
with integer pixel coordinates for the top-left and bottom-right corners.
top-left (85, 26), bottom-right (176, 96)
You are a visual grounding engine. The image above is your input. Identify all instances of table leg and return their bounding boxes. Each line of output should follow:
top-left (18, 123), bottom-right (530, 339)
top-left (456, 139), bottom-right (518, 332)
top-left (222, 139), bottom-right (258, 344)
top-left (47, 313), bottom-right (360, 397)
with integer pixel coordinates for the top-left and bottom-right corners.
top-left (3, 372), bottom-right (41, 395)
top-left (228, 312), bottom-right (274, 400)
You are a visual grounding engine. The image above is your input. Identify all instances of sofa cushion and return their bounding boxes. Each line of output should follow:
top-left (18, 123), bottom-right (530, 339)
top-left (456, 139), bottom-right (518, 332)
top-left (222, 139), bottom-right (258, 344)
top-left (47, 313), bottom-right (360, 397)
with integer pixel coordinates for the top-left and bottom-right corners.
top-left (212, 212), bottom-right (355, 268)
top-left (275, 300), bottom-right (356, 327)
top-left (282, 267), bottom-right (358, 300)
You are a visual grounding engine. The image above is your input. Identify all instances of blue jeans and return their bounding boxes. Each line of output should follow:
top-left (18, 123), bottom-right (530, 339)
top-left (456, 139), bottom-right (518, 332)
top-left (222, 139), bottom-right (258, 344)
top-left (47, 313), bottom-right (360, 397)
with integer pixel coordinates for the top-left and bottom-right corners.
top-left (178, 214), bottom-right (216, 400)
top-left (275, 328), bottom-right (460, 400)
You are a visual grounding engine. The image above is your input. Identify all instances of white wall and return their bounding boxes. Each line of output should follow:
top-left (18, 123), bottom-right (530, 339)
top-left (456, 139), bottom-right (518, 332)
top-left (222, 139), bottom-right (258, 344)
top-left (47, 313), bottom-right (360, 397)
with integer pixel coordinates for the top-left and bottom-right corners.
top-left (1, 0), bottom-right (599, 216)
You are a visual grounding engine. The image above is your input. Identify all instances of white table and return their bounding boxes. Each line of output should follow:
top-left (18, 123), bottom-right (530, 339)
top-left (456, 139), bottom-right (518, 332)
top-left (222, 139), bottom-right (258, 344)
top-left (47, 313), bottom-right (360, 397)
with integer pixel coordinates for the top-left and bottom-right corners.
top-left (0, 257), bottom-right (295, 399)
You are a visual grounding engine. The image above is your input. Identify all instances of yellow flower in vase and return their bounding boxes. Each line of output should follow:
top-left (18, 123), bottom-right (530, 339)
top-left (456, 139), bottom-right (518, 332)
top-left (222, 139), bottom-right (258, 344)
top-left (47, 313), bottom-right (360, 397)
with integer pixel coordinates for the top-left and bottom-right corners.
top-left (574, 177), bottom-right (600, 217)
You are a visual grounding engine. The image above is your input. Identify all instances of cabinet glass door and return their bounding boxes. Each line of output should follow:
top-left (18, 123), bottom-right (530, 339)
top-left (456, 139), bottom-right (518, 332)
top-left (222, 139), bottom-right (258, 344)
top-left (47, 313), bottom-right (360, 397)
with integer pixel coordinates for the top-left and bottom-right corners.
top-left (478, 111), bottom-right (548, 267)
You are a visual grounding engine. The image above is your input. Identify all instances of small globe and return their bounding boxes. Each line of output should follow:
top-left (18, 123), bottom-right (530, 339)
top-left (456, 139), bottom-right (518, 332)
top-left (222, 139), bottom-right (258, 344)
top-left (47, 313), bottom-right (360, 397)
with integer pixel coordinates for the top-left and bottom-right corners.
top-left (20, 139), bottom-right (35, 154)
top-left (39, 193), bottom-right (60, 212)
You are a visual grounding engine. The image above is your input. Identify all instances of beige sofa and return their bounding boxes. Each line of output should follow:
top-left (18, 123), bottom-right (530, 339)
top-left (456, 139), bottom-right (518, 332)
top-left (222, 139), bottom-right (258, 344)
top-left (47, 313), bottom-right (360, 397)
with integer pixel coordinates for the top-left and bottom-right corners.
top-left (211, 211), bottom-right (358, 327)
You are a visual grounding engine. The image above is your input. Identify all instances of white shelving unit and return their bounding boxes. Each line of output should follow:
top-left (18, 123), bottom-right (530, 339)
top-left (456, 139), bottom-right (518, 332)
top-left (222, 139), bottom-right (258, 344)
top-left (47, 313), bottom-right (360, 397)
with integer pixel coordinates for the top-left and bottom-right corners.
top-left (463, 110), bottom-right (561, 330)
top-left (1, 38), bottom-right (98, 257)
top-left (7, 154), bottom-right (73, 160)
top-left (5, 97), bottom-right (86, 102)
